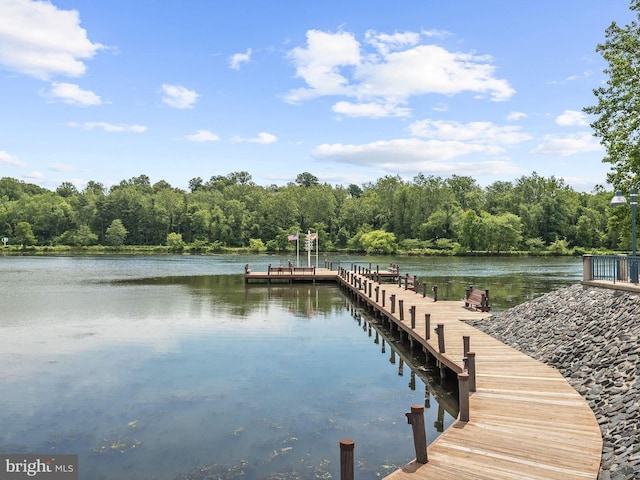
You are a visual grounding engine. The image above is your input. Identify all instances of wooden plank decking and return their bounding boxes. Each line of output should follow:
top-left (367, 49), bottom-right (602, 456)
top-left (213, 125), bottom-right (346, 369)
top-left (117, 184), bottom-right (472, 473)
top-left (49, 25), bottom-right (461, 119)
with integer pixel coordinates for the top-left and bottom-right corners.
top-left (244, 265), bottom-right (603, 478)
top-left (337, 269), bottom-right (602, 480)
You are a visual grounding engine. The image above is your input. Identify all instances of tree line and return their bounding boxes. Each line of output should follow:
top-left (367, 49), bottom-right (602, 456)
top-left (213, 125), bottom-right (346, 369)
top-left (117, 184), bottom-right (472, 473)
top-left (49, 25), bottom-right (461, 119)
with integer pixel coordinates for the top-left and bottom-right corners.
top-left (0, 171), bottom-right (633, 255)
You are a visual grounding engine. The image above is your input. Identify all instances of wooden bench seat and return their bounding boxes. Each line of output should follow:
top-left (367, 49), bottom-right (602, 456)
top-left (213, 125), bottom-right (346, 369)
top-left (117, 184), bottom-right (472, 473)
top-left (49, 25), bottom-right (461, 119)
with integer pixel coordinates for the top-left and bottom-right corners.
top-left (465, 286), bottom-right (490, 312)
top-left (268, 265), bottom-right (293, 275)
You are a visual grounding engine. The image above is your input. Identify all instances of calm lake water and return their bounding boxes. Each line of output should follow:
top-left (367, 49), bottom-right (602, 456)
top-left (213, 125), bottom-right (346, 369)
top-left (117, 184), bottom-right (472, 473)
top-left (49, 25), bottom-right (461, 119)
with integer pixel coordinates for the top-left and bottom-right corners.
top-left (0, 254), bottom-right (582, 479)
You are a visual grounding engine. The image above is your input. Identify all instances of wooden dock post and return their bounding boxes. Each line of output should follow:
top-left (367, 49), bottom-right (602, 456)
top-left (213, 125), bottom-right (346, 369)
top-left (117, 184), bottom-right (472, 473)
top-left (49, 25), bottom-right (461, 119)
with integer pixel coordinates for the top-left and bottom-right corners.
top-left (368, 282), bottom-right (372, 298)
top-left (375, 286), bottom-right (379, 303)
top-left (404, 273), bottom-right (409, 290)
top-left (390, 294), bottom-right (396, 313)
top-left (425, 313), bottom-right (431, 340)
top-left (432, 285), bottom-right (438, 302)
top-left (467, 351), bottom-right (476, 392)
top-left (436, 323), bottom-right (445, 353)
top-left (399, 299), bottom-right (404, 320)
top-left (458, 372), bottom-right (470, 422)
top-left (405, 405), bottom-right (428, 464)
top-left (340, 438), bottom-right (355, 480)
top-left (382, 289), bottom-right (386, 307)
top-left (422, 282), bottom-right (427, 298)
top-left (410, 306), bottom-right (416, 328)
top-left (463, 335), bottom-right (470, 356)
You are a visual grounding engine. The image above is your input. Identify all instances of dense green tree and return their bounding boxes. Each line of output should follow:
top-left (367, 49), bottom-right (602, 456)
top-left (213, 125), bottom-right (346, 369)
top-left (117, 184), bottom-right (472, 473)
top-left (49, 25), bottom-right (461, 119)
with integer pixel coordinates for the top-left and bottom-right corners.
top-left (295, 172), bottom-right (319, 188)
top-left (56, 182), bottom-right (79, 198)
top-left (14, 221), bottom-right (36, 246)
top-left (480, 213), bottom-right (523, 253)
top-left (359, 229), bottom-right (397, 254)
top-left (584, 0), bottom-right (640, 187)
top-left (166, 232), bottom-right (185, 252)
top-left (0, 170), bottom-right (624, 253)
top-left (58, 225), bottom-right (98, 246)
top-left (458, 210), bottom-right (482, 251)
top-left (188, 177), bottom-right (204, 192)
top-left (105, 219), bottom-right (128, 246)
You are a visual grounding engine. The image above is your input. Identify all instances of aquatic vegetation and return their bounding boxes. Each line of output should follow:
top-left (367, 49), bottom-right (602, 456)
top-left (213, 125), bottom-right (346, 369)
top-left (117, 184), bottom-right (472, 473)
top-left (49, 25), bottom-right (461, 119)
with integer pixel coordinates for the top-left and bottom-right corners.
top-left (93, 435), bottom-right (142, 454)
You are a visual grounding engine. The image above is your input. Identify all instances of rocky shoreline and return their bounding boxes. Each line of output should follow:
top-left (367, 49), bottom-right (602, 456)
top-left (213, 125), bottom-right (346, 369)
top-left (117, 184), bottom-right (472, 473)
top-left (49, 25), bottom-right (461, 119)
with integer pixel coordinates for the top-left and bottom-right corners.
top-left (467, 284), bottom-right (639, 480)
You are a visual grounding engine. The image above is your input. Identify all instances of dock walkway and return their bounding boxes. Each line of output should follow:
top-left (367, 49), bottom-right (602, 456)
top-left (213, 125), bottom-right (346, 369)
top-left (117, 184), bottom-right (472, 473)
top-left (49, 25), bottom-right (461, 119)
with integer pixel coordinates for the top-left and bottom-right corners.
top-left (337, 268), bottom-right (602, 480)
top-left (245, 265), bottom-right (603, 479)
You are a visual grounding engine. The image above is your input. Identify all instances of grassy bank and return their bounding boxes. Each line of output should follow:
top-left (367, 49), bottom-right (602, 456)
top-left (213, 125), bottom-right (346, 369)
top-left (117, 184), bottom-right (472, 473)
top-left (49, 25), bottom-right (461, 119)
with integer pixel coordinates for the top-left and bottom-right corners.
top-left (0, 244), bottom-right (615, 257)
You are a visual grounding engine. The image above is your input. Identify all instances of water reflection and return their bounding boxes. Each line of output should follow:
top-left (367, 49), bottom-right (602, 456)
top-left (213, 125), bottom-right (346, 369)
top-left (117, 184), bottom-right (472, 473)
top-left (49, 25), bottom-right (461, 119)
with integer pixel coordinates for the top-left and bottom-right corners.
top-left (1, 253), bottom-right (580, 478)
top-left (0, 259), bottom-right (457, 480)
top-left (344, 298), bottom-right (458, 430)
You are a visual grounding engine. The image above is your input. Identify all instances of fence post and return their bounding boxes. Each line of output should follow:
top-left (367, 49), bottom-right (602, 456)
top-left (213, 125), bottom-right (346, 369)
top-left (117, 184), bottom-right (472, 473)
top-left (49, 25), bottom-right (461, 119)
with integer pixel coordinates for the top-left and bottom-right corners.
top-left (463, 335), bottom-right (470, 357)
top-left (583, 255), bottom-right (593, 282)
top-left (436, 324), bottom-right (445, 353)
top-left (467, 352), bottom-right (476, 392)
top-left (340, 438), bottom-right (355, 480)
top-left (425, 313), bottom-right (431, 340)
top-left (432, 285), bottom-right (438, 302)
top-left (405, 405), bottom-right (428, 464)
top-left (458, 372), bottom-right (470, 422)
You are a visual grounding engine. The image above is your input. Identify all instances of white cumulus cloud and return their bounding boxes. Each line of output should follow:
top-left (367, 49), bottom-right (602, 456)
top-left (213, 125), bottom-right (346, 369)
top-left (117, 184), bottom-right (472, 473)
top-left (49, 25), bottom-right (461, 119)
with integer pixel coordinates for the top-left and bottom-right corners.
top-left (409, 119), bottom-right (531, 145)
top-left (531, 132), bottom-right (602, 156)
top-left (332, 101), bottom-right (411, 118)
top-left (0, 0), bottom-right (104, 80)
top-left (229, 48), bottom-right (252, 69)
top-left (161, 84), bottom-right (199, 109)
top-left (45, 82), bottom-right (102, 106)
top-left (507, 112), bottom-right (527, 121)
top-left (285, 29), bottom-right (515, 111)
top-left (312, 138), bottom-right (518, 176)
top-left (68, 121), bottom-right (147, 133)
top-left (185, 130), bottom-right (220, 142)
top-left (556, 110), bottom-right (588, 127)
top-left (48, 163), bottom-right (76, 172)
top-left (233, 132), bottom-right (277, 144)
top-left (0, 150), bottom-right (26, 167)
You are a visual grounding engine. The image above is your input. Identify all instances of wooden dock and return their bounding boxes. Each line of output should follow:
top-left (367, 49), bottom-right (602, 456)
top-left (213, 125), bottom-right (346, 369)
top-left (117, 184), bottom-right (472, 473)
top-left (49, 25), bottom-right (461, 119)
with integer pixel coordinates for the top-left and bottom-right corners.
top-left (337, 268), bottom-right (602, 480)
top-left (245, 264), bottom-right (603, 479)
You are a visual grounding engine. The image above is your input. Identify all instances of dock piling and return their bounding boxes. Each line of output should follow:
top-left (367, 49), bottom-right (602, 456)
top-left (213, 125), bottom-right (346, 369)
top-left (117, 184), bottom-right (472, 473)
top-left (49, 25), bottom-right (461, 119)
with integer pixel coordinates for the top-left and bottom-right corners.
top-left (340, 438), bottom-right (355, 480)
top-left (405, 405), bottom-right (428, 464)
top-left (458, 372), bottom-right (470, 422)
top-left (425, 313), bottom-right (431, 340)
top-left (436, 323), bottom-right (445, 353)
top-left (467, 352), bottom-right (477, 392)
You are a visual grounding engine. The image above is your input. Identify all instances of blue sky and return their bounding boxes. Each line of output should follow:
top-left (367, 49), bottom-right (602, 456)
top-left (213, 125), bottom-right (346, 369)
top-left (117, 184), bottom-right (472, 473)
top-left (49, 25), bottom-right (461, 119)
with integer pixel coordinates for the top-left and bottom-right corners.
top-left (0, 0), bottom-right (635, 192)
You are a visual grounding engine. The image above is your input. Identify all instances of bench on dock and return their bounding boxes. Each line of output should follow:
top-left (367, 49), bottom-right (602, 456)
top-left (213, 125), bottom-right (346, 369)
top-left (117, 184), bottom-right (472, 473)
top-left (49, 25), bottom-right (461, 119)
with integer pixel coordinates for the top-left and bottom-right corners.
top-left (465, 286), bottom-right (490, 312)
top-left (293, 266), bottom-right (315, 275)
top-left (268, 265), bottom-right (293, 275)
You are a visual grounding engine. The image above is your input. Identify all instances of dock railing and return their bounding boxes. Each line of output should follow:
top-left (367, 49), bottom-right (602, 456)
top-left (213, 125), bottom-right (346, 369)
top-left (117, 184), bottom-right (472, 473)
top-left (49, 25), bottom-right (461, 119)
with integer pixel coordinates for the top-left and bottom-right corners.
top-left (583, 254), bottom-right (640, 284)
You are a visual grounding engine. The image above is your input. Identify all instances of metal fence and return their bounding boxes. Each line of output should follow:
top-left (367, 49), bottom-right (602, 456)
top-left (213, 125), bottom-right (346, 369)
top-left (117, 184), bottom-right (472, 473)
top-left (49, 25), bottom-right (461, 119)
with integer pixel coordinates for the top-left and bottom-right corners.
top-left (584, 254), bottom-right (640, 284)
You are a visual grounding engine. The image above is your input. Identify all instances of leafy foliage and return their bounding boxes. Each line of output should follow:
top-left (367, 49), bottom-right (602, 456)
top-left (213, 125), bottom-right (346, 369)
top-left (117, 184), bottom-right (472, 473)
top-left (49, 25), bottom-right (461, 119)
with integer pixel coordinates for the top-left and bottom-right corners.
top-left (585, 0), bottom-right (640, 187)
top-left (0, 171), bottom-right (628, 254)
